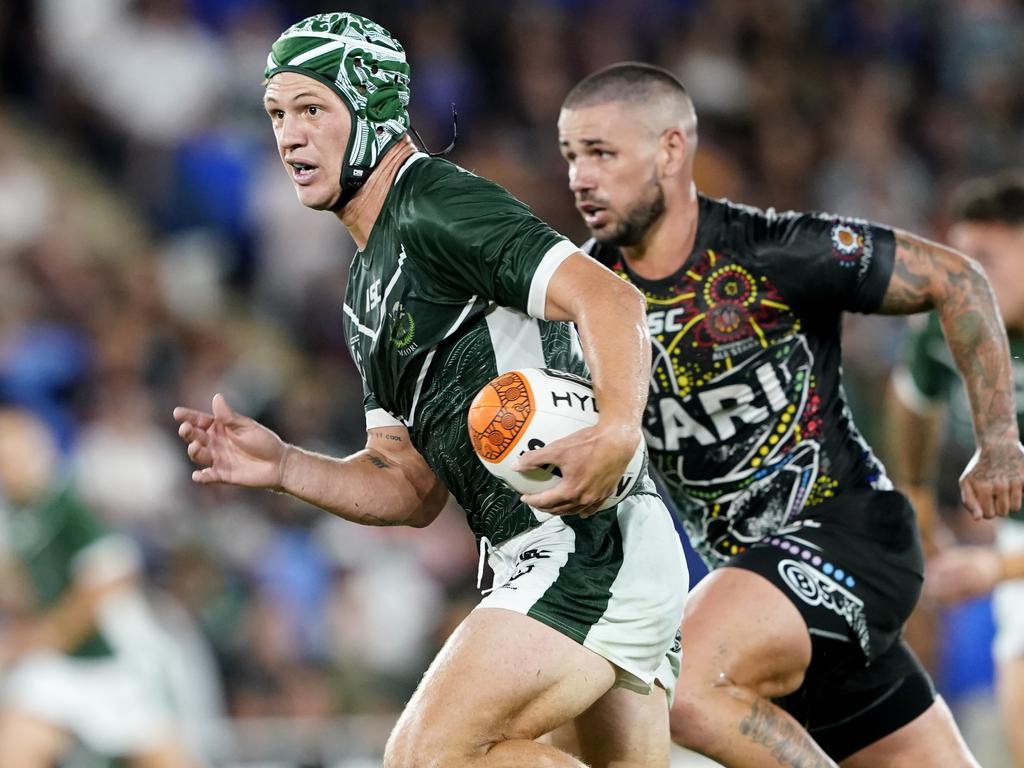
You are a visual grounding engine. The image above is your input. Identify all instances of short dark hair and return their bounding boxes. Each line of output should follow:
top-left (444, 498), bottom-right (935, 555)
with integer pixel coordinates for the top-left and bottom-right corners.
top-left (950, 171), bottom-right (1024, 226)
top-left (562, 62), bottom-right (690, 110)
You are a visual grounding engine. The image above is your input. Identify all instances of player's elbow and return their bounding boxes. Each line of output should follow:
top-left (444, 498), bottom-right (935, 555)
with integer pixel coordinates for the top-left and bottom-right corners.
top-left (935, 249), bottom-right (992, 309)
top-left (602, 274), bottom-right (649, 336)
top-left (398, 472), bottom-right (448, 528)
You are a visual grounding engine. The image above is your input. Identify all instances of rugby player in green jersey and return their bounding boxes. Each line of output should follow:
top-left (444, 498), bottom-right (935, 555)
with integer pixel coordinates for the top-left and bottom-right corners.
top-left (0, 408), bottom-right (202, 768)
top-left (558, 62), bottom-right (1024, 767)
top-left (890, 171), bottom-right (1024, 766)
top-left (174, 13), bottom-right (687, 768)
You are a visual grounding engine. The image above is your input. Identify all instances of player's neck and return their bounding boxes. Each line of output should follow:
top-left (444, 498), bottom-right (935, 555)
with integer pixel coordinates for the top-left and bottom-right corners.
top-left (619, 181), bottom-right (699, 281)
top-left (337, 137), bottom-right (417, 250)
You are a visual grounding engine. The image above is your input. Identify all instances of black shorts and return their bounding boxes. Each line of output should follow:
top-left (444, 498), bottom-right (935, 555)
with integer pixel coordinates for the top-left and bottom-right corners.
top-left (727, 488), bottom-right (935, 760)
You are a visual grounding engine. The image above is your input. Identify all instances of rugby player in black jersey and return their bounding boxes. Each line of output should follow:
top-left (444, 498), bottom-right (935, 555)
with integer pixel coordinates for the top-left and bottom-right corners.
top-left (557, 62), bottom-right (1024, 767)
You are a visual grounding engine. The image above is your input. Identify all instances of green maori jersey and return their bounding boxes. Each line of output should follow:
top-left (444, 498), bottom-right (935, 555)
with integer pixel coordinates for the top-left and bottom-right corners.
top-left (343, 154), bottom-right (653, 546)
top-left (896, 313), bottom-right (1024, 522)
top-left (1, 482), bottom-right (129, 657)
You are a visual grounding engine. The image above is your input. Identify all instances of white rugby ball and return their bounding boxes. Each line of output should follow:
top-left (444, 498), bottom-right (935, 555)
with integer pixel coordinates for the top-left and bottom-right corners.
top-left (467, 367), bottom-right (646, 510)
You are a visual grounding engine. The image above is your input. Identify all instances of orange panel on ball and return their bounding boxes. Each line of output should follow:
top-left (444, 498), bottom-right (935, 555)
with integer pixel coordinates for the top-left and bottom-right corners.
top-left (467, 371), bottom-right (535, 463)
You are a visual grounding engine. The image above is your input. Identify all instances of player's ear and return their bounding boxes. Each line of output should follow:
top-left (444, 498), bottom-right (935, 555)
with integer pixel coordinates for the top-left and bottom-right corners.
top-left (659, 127), bottom-right (689, 178)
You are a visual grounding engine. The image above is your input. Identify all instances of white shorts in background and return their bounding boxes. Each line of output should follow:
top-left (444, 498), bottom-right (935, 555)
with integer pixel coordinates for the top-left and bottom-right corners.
top-left (477, 493), bottom-right (687, 700)
top-left (0, 589), bottom-right (205, 758)
top-left (2, 651), bottom-right (177, 756)
top-left (993, 519), bottom-right (1024, 664)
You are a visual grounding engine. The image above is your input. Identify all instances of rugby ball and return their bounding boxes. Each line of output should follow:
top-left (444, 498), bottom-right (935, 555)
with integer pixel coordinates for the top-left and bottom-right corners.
top-left (467, 368), bottom-right (646, 510)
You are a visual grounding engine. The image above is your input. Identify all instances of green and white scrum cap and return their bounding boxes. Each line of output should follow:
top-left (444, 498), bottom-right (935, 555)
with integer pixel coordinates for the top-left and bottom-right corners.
top-left (265, 12), bottom-right (411, 204)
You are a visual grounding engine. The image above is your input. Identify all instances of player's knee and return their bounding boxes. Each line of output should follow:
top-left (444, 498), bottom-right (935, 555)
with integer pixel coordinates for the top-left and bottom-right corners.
top-left (676, 638), bottom-right (807, 703)
top-left (383, 722), bottom-right (468, 768)
top-left (670, 648), bottom-right (807, 756)
top-left (669, 674), bottom-right (759, 754)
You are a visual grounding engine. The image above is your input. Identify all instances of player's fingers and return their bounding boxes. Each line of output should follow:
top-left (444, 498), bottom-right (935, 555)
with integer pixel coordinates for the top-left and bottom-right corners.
top-left (993, 481), bottom-right (1010, 518)
top-left (514, 446), bottom-right (560, 471)
top-left (521, 494), bottom-right (573, 514)
top-left (172, 407), bottom-right (214, 429)
top-left (177, 421), bottom-right (210, 445)
top-left (1010, 482), bottom-right (1023, 516)
top-left (960, 481), bottom-right (983, 521)
top-left (187, 440), bottom-right (214, 466)
top-left (520, 487), bottom-right (585, 515)
top-left (211, 393), bottom-right (242, 424)
top-left (192, 467), bottom-right (221, 484)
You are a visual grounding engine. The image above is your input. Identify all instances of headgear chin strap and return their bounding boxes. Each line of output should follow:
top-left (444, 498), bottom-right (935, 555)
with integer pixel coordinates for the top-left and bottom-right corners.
top-left (264, 12), bottom-right (411, 209)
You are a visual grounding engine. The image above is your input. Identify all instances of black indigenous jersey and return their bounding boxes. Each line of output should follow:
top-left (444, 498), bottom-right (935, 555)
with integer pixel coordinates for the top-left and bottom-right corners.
top-left (344, 154), bottom-right (654, 546)
top-left (896, 313), bottom-right (1024, 522)
top-left (587, 194), bottom-right (897, 567)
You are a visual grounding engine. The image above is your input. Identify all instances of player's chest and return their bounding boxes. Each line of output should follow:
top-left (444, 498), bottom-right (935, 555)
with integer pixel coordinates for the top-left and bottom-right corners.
top-left (638, 251), bottom-right (800, 363)
top-left (345, 246), bottom-right (418, 358)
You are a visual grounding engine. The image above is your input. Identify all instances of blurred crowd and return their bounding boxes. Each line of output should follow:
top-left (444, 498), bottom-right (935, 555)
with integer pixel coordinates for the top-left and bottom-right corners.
top-left (1, 0), bottom-right (1023, 762)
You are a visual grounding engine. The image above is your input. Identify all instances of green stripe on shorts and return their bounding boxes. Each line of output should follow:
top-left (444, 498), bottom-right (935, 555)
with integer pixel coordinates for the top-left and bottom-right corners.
top-left (527, 512), bottom-right (624, 642)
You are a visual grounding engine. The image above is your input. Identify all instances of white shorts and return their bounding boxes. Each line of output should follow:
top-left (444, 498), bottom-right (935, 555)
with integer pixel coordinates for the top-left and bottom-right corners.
top-left (993, 519), bottom-right (1024, 664)
top-left (2, 651), bottom-right (178, 756)
top-left (2, 590), bottom-right (188, 757)
top-left (477, 493), bottom-right (687, 700)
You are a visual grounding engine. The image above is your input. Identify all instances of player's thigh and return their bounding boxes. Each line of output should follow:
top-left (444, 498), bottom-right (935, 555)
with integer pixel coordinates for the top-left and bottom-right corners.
top-left (0, 709), bottom-right (71, 767)
top-left (386, 607), bottom-right (617, 762)
top-left (839, 697), bottom-right (978, 768)
top-left (574, 684), bottom-right (670, 768)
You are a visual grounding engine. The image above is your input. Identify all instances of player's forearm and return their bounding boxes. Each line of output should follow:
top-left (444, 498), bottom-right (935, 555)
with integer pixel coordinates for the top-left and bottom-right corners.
top-left (934, 268), bottom-right (1018, 448)
top-left (573, 280), bottom-right (651, 430)
top-left (889, 231), bottom-right (1018, 447)
top-left (278, 444), bottom-right (446, 527)
top-left (9, 578), bottom-right (131, 658)
top-left (1000, 551), bottom-right (1024, 581)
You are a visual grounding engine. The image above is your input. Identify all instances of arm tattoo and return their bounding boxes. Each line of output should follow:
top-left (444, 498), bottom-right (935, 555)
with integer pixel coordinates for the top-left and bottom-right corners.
top-left (739, 700), bottom-right (830, 768)
top-left (883, 231), bottom-right (1017, 446)
top-left (880, 235), bottom-right (937, 314)
top-left (367, 455), bottom-right (390, 470)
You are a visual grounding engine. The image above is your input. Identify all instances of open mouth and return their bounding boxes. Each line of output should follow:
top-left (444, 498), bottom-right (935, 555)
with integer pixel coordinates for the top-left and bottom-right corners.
top-left (288, 161), bottom-right (319, 184)
top-left (578, 202), bottom-right (608, 227)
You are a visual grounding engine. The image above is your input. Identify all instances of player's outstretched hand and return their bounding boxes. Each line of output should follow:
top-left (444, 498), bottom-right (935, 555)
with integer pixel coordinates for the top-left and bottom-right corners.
top-left (958, 441), bottom-right (1024, 520)
top-left (925, 546), bottom-right (1002, 604)
top-left (173, 393), bottom-right (289, 488)
top-left (517, 422), bottom-right (639, 518)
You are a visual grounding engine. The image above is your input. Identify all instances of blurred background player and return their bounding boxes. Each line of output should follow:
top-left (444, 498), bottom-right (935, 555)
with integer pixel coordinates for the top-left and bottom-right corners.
top-left (889, 170), bottom-right (1024, 767)
top-left (0, 407), bottom-right (218, 768)
top-left (558, 62), bottom-right (1024, 767)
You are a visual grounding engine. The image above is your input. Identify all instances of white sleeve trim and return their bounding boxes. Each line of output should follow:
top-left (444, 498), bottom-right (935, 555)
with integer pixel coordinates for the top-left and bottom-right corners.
top-left (527, 239), bottom-right (579, 320)
top-left (365, 408), bottom-right (405, 429)
top-left (395, 151), bottom-right (428, 182)
top-left (890, 366), bottom-right (941, 416)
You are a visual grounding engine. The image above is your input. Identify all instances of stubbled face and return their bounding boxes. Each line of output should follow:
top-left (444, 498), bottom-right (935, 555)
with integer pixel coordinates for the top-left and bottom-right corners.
top-left (558, 101), bottom-right (665, 247)
top-left (949, 221), bottom-right (1024, 330)
top-left (264, 72), bottom-right (352, 211)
